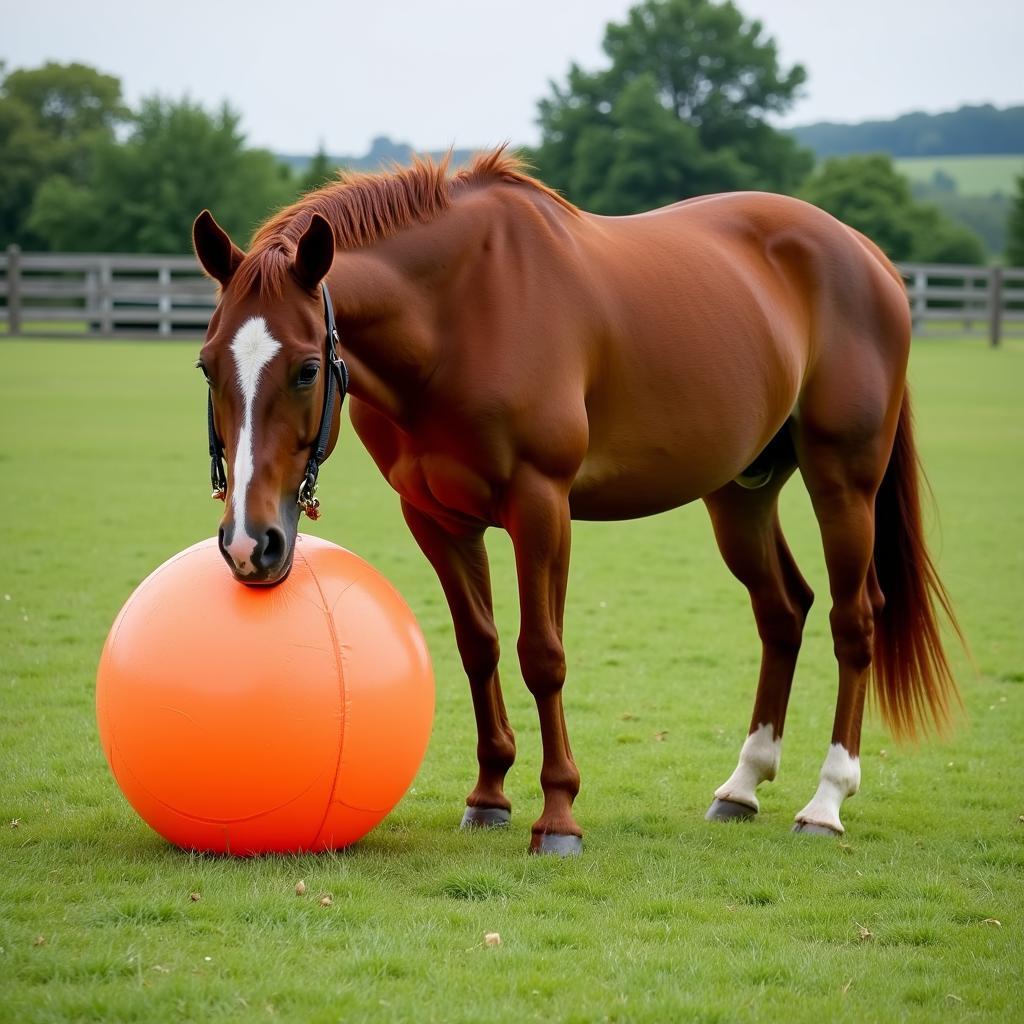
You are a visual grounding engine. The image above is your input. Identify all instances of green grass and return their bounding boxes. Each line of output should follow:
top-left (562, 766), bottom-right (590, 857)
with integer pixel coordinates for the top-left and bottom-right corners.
top-left (894, 154), bottom-right (1023, 196)
top-left (1, 337), bottom-right (1022, 1023)
top-left (0, 321), bottom-right (91, 336)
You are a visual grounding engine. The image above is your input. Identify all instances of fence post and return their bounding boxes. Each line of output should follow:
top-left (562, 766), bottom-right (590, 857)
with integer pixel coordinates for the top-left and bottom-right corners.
top-left (85, 267), bottom-right (99, 324)
top-left (913, 268), bottom-right (927, 329)
top-left (158, 264), bottom-right (172, 337)
top-left (988, 266), bottom-right (1003, 348)
top-left (99, 258), bottom-right (113, 336)
top-left (6, 244), bottom-right (22, 336)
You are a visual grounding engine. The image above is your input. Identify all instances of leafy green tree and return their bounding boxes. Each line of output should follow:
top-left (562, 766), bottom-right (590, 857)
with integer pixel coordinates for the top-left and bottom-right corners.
top-left (0, 93), bottom-right (47, 245)
top-left (911, 186), bottom-right (1009, 259)
top-left (801, 155), bottom-right (985, 264)
top-left (28, 97), bottom-right (293, 253)
top-left (1007, 174), bottom-right (1024, 267)
top-left (601, 1), bottom-right (804, 134)
top-left (25, 175), bottom-right (99, 251)
top-left (533, 0), bottom-right (812, 212)
top-left (0, 61), bottom-right (128, 246)
top-left (909, 205), bottom-right (987, 265)
top-left (567, 74), bottom-right (752, 214)
top-left (3, 61), bottom-right (127, 147)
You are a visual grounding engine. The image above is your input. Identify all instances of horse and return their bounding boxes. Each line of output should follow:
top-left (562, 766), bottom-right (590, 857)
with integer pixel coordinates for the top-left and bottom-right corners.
top-left (192, 148), bottom-right (960, 856)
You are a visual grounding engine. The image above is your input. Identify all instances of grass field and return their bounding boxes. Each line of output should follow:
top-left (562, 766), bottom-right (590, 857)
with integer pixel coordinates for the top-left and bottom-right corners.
top-left (1, 337), bottom-right (1022, 1023)
top-left (894, 154), bottom-right (1023, 196)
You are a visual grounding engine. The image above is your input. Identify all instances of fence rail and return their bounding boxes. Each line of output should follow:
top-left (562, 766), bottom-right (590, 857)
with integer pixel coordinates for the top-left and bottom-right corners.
top-left (2, 246), bottom-right (1023, 344)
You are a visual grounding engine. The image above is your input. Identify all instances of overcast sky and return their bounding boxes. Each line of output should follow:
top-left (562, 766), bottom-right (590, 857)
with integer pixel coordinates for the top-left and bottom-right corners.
top-left (3, 0), bottom-right (1021, 155)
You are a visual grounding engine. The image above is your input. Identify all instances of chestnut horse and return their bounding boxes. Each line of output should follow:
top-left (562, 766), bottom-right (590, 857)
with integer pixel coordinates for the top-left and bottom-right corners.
top-left (193, 149), bottom-right (960, 855)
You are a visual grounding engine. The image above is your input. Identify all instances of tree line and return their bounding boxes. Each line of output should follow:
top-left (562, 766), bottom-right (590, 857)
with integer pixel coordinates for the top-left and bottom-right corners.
top-left (2, 0), bottom-right (1023, 265)
top-left (0, 61), bottom-right (330, 255)
top-left (792, 104), bottom-right (1024, 158)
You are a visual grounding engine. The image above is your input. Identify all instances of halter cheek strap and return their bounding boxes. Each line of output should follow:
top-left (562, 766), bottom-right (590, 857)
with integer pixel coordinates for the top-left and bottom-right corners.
top-left (208, 390), bottom-right (228, 501)
top-left (206, 280), bottom-right (349, 520)
top-left (296, 282), bottom-right (349, 520)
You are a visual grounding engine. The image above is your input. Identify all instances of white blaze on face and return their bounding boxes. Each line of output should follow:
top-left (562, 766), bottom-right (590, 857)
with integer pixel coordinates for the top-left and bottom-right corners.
top-left (794, 743), bottom-right (861, 833)
top-left (225, 317), bottom-right (281, 575)
top-left (714, 721), bottom-right (782, 811)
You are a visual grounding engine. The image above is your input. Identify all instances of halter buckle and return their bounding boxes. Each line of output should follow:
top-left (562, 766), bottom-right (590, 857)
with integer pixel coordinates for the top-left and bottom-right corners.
top-left (297, 465), bottom-right (321, 520)
top-left (210, 453), bottom-right (227, 502)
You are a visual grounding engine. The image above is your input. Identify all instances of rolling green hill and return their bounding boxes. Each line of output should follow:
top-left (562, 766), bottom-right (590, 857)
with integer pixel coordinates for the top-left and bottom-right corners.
top-left (895, 154), bottom-right (1023, 196)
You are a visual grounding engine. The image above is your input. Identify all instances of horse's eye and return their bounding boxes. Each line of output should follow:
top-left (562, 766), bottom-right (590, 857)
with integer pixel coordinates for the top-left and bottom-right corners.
top-left (195, 360), bottom-right (211, 384)
top-left (297, 363), bottom-right (320, 387)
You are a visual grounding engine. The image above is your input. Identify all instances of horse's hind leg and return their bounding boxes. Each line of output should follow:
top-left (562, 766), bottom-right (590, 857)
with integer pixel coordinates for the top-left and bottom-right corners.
top-left (703, 457), bottom-right (814, 823)
top-left (401, 500), bottom-right (516, 828)
top-left (791, 402), bottom-right (895, 835)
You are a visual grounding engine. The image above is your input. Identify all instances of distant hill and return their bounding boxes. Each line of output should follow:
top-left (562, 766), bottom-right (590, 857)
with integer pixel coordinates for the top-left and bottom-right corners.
top-left (895, 154), bottom-right (1023, 196)
top-left (278, 135), bottom-right (480, 174)
top-left (789, 103), bottom-right (1024, 158)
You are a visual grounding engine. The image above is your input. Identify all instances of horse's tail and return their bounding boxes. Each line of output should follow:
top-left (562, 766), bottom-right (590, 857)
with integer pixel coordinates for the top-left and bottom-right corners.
top-left (872, 389), bottom-right (963, 739)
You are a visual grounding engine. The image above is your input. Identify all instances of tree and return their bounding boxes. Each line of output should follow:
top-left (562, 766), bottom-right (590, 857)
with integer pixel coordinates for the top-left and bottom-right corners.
top-left (911, 185), bottom-right (1009, 260)
top-left (0, 62), bottom-right (128, 246)
top-left (909, 204), bottom-right (987, 265)
top-left (533, 0), bottom-right (812, 212)
top-left (1007, 175), bottom-right (1024, 267)
top-left (2, 61), bottom-right (127, 146)
top-left (565, 74), bottom-right (752, 214)
top-left (0, 93), bottom-right (48, 245)
top-left (800, 155), bottom-right (985, 265)
top-left (28, 97), bottom-right (294, 253)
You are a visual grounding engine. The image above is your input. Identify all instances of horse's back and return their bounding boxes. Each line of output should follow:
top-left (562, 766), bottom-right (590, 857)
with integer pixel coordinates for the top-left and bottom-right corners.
top-left (564, 191), bottom-right (909, 518)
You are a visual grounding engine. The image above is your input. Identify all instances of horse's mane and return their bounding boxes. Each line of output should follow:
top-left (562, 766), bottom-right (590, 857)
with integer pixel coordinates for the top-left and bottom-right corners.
top-left (231, 146), bottom-right (578, 298)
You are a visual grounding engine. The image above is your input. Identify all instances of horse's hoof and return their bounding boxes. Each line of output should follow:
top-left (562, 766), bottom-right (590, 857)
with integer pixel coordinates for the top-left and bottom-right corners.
top-left (705, 798), bottom-right (758, 822)
top-left (530, 832), bottom-right (583, 857)
top-left (460, 806), bottom-right (511, 829)
top-left (792, 820), bottom-right (842, 837)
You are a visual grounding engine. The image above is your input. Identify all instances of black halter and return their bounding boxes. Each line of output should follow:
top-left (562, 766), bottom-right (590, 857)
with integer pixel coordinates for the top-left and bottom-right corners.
top-left (207, 281), bottom-right (349, 521)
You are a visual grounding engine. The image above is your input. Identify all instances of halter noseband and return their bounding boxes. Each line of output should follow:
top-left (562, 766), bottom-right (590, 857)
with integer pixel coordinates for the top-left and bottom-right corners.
top-left (207, 281), bottom-right (349, 522)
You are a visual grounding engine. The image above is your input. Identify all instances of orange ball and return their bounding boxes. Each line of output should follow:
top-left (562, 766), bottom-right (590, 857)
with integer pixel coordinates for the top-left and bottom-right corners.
top-left (96, 535), bottom-right (434, 855)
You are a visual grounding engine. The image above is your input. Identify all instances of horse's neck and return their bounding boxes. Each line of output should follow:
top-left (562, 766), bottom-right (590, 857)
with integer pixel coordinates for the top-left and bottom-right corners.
top-left (325, 185), bottom-right (570, 424)
top-left (324, 195), bottom-right (502, 422)
top-left (325, 247), bottom-right (441, 424)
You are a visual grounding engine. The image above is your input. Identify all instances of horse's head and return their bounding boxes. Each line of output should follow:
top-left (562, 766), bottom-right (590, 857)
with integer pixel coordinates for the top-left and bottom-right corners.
top-left (193, 209), bottom-right (343, 585)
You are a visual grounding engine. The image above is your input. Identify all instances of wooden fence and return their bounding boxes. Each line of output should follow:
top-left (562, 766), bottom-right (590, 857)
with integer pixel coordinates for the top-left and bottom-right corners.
top-left (2, 246), bottom-right (1023, 344)
top-left (900, 263), bottom-right (1024, 346)
top-left (0, 246), bottom-right (216, 338)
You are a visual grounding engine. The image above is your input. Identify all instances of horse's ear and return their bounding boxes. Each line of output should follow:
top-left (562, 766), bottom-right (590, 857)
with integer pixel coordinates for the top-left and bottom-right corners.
top-left (293, 213), bottom-right (335, 291)
top-left (193, 210), bottom-right (244, 285)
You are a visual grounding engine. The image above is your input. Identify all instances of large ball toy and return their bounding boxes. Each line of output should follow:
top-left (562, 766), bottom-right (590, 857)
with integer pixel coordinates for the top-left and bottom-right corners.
top-left (96, 535), bottom-right (434, 855)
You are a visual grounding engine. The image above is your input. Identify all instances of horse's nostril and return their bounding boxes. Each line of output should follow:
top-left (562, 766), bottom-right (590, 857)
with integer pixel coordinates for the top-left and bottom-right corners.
top-left (260, 526), bottom-right (286, 569)
top-left (217, 525), bottom-right (234, 570)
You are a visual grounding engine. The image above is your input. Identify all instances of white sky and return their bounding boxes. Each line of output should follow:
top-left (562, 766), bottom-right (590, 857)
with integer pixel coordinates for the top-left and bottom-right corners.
top-left (2, 0), bottom-right (1021, 155)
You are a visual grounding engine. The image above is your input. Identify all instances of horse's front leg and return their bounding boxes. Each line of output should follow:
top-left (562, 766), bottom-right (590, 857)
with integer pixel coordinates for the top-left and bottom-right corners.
top-left (401, 500), bottom-right (517, 827)
top-left (503, 468), bottom-right (582, 856)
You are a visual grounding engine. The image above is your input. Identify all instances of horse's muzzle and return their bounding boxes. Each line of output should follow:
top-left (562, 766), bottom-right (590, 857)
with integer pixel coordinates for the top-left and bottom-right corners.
top-left (218, 520), bottom-right (294, 586)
